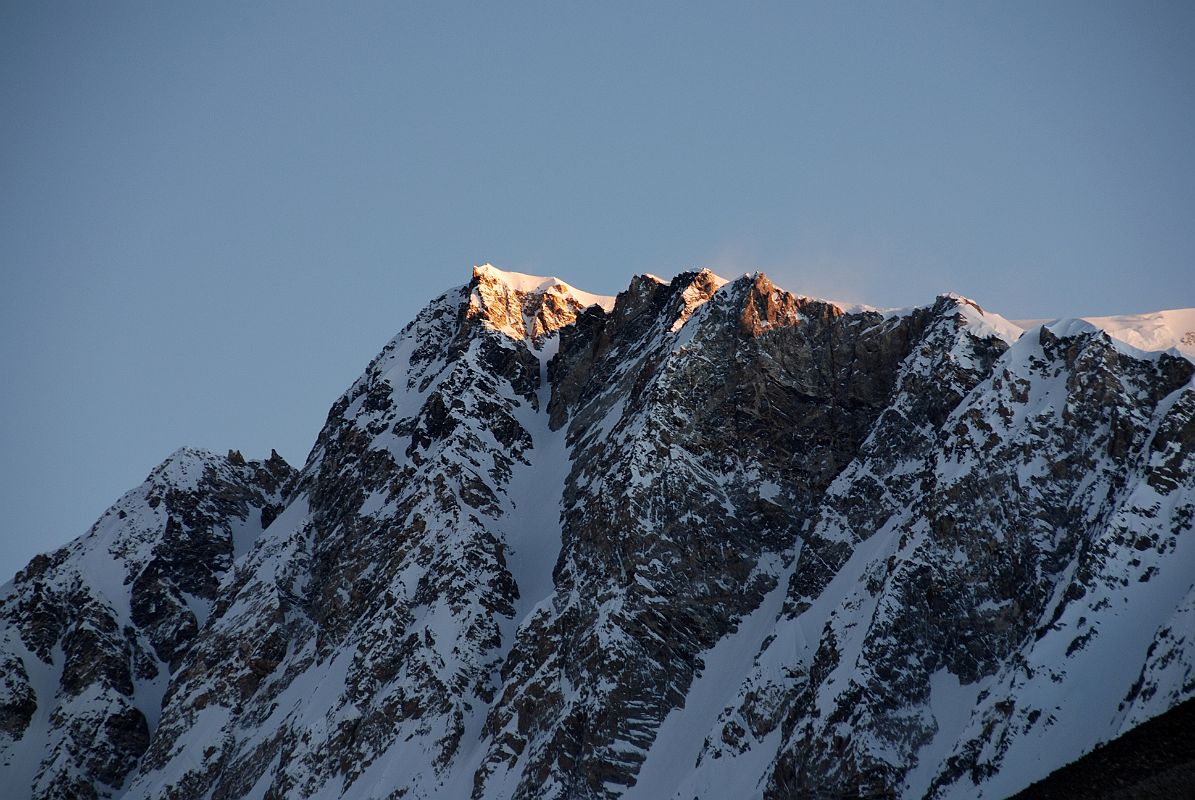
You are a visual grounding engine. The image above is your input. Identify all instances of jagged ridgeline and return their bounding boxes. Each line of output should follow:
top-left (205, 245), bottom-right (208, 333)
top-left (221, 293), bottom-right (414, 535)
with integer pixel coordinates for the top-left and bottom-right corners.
top-left (2, 265), bottom-right (1193, 800)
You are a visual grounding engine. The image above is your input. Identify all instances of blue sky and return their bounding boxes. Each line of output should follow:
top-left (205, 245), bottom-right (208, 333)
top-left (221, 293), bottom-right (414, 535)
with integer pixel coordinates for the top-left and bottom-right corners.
top-left (2, 1), bottom-right (1193, 579)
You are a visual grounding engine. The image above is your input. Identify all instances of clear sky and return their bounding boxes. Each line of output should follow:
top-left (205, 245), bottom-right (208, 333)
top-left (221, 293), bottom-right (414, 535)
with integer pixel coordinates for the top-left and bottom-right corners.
top-left (2, 1), bottom-right (1193, 580)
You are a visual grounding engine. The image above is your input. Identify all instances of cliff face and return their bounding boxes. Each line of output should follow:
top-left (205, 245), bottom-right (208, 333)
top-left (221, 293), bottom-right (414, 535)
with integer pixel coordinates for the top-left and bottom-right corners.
top-left (3, 265), bottom-right (1192, 799)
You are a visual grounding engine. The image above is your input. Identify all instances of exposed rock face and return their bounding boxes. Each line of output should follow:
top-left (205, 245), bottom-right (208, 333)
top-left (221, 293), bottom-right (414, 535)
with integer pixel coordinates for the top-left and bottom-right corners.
top-left (2, 265), bottom-right (1192, 800)
top-left (0, 448), bottom-right (295, 800)
top-left (474, 274), bottom-right (984, 799)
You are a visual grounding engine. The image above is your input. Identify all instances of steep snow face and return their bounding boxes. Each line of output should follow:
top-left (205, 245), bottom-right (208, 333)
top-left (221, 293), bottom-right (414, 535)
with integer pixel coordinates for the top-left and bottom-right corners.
top-left (4, 265), bottom-right (1194, 800)
top-left (0, 449), bottom-right (295, 800)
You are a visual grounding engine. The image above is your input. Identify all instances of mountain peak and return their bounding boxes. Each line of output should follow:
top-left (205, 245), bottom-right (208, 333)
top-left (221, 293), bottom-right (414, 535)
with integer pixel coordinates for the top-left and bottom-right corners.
top-left (468, 263), bottom-right (615, 343)
top-left (472, 264), bottom-right (615, 310)
top-left (667, 269), bottom-right (731, 332)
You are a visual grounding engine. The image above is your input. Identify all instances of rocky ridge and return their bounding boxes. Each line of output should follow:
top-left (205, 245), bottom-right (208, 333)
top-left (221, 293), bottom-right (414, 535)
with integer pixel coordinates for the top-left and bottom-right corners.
top-left (0, 448), bottom-right (295, 799)
top-left (1, 264), bottom-right (1192, 799)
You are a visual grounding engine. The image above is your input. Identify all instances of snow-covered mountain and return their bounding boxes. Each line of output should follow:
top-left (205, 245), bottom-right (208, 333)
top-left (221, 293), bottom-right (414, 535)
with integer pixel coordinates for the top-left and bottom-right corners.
top-left (0, 448), bottom-right (295, 799)
top-left (3, 264), bottom-right (1193, 799)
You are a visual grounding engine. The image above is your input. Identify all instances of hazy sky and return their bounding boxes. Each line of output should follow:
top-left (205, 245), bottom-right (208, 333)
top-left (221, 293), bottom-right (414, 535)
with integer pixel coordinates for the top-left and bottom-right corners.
top-left (2, 1), bottom-right (1193, 580)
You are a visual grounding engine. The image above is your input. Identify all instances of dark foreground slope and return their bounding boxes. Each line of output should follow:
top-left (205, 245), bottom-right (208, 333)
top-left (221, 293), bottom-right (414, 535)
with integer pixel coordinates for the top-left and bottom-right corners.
top-left (1010, 696), bottom-right (1195, 799)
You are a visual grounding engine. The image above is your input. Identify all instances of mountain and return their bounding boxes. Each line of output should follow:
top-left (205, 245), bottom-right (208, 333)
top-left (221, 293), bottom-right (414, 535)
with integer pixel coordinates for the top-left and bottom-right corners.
top-left (2, 263), bottom-right (1192, 799)
top-left (0, 448), bottom-right (295, 799)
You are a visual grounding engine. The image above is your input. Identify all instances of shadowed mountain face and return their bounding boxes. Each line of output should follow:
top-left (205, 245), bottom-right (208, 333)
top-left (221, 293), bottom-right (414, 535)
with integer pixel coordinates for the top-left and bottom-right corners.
top-left (2, 265), bottom-right (1193, 800)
